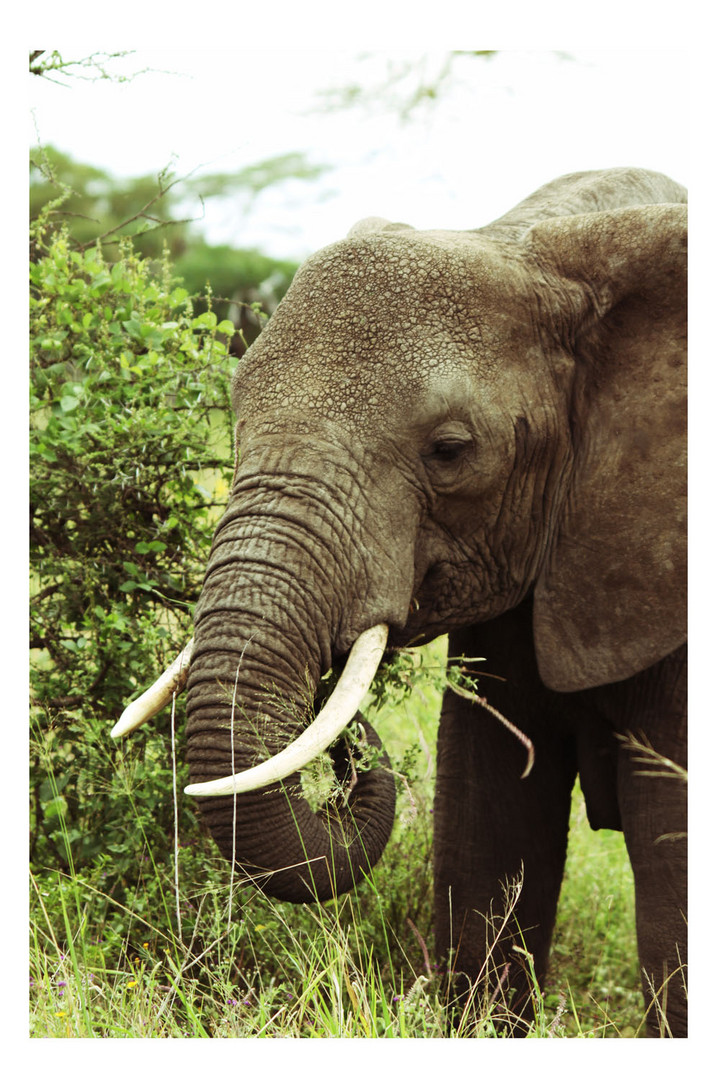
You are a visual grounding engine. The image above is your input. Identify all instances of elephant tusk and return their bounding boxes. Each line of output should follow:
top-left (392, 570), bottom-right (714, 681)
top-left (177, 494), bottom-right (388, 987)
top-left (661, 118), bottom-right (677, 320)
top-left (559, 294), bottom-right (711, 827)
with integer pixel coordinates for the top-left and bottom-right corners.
top-left (184, 623), bottom-right (389, 797)
top-left (111, 638), bottom-right (195, 739)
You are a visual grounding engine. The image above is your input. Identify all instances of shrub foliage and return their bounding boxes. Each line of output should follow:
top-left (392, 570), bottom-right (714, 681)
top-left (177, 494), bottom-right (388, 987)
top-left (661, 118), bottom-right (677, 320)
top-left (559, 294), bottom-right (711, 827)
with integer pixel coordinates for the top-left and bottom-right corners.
top-left (30, 216), bottom-right (237, 877)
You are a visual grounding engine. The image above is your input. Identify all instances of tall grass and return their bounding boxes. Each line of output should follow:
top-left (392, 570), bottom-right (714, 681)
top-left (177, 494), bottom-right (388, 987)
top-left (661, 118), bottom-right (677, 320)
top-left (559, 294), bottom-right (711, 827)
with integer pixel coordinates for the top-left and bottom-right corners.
top-left (29, 641), bottom-right (645, 1038)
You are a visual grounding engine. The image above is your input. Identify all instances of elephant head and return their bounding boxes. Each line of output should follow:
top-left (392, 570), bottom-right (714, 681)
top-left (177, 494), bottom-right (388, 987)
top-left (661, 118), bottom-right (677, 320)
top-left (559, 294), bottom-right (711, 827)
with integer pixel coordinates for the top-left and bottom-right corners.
top-left (113, 167), bottom-right (686, 906)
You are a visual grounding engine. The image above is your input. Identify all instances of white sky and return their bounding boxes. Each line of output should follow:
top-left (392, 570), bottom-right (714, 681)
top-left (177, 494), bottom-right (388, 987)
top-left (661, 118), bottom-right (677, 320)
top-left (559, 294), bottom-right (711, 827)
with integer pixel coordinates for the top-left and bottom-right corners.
top-left (29, 48), bottom-right (693, 260)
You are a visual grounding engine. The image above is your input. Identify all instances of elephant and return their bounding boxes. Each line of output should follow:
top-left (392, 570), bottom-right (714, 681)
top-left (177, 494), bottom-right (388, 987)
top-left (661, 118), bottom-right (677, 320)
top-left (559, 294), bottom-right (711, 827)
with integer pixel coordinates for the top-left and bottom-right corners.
top-left (113, 167), bottom-right (687, 1037)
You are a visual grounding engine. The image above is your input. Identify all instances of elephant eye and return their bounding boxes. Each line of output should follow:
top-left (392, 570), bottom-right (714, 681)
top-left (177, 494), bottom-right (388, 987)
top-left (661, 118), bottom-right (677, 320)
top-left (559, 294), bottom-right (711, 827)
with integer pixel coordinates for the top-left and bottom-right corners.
top-left (428, 432), bottom-right (473, 464)
top-left (432, 439), bottom-right (467, 462)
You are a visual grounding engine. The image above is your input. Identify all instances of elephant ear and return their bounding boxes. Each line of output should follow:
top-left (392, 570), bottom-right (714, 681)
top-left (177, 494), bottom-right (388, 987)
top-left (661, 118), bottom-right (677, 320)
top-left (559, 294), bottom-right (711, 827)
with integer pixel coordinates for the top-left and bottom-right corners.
top-left (529, 203), bottom-right (687, 692)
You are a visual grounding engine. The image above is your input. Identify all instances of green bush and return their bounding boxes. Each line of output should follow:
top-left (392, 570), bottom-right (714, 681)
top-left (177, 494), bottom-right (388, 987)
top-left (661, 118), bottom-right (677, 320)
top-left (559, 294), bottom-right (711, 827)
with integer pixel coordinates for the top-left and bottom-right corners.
top-left (30, 217), bottom-right (235, 883)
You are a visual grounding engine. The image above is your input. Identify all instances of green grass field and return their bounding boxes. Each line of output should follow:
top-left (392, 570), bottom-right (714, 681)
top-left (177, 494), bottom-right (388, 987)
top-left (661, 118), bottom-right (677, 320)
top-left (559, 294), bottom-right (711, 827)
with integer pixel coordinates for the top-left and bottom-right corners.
top-left (29, 640), bottom-right (644, 1038)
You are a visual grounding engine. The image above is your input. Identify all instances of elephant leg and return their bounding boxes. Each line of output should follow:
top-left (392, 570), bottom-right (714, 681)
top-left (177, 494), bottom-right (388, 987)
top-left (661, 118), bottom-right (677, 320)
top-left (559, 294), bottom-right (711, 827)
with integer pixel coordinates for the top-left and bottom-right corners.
top-left (610, 646), bottom-right (688, 1037)
top-left (434, 597), bottom-right (577, 1033)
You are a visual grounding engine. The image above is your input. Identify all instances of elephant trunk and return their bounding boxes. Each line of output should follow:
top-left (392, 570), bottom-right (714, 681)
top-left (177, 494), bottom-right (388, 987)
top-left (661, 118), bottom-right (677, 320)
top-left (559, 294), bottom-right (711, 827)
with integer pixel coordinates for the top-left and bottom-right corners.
top-left (182, 480), bottom-right (397, 902)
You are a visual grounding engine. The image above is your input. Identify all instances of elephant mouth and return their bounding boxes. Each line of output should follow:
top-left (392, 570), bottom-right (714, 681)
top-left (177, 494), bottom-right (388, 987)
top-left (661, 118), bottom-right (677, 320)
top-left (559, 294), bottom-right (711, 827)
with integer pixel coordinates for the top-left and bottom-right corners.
top-left (111, 624), bottom-right (389, 796)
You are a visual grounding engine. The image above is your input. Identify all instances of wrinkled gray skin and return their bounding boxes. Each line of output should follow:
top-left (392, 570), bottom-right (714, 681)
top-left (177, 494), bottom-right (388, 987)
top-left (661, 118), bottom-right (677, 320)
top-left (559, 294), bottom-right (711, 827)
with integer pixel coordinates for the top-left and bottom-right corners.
top-left (185, 168), bottom-right (687, 1036)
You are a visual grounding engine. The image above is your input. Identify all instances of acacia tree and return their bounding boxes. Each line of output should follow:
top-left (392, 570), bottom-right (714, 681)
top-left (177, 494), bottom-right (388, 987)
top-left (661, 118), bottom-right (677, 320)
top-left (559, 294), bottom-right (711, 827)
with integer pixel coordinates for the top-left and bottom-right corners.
top-left (314, 51), bottom-right (498, 121)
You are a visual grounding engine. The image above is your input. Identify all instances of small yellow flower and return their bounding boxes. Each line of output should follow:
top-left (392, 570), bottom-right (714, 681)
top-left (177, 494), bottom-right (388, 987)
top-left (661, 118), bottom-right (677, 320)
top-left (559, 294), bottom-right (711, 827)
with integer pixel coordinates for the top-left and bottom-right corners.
top-left (55, 1010), bottom-right (66, 1018)
top-left (142, 942), bottom-right (150, 949)
top-left (127, 980), bottom-right (138, 989)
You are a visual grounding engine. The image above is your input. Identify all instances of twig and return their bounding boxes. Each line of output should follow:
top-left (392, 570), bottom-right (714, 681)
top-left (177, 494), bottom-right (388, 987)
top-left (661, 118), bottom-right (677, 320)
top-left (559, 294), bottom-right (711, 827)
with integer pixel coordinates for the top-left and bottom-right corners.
top-left (448, 683), bottom-right (535, 778)
top-left (75, 169), bottom-right (200, 252)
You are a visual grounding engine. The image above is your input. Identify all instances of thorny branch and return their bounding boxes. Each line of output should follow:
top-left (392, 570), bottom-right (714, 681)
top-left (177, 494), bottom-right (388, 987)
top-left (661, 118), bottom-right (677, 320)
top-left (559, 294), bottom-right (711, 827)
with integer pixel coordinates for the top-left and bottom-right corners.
top-left (29, 50), bottom-right (140, 86)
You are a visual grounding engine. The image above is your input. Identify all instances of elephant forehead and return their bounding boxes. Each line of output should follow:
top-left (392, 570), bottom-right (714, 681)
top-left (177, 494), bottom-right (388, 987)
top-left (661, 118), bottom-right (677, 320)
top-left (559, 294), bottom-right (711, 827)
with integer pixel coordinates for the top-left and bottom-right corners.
top-left (293, 233), bottom-right (472, 307)
top-left (234, 346), bottom-right (444, 429)
top-left (232, 234), bottom-right (516, 423)
top-left (284, 233), bottom-right (509, 334)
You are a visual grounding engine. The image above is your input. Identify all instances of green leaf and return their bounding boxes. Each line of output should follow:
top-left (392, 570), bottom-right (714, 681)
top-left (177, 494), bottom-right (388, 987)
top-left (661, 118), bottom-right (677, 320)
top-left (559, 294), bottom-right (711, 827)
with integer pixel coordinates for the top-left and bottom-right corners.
top-left (36, 444), bottom-right (58, 462)
top-left (43, 795), bottom-right (69, 821)
top-left (191, 311), bottom-right (217, 330)
top-left (122, 317), bottom-right (143, 339)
